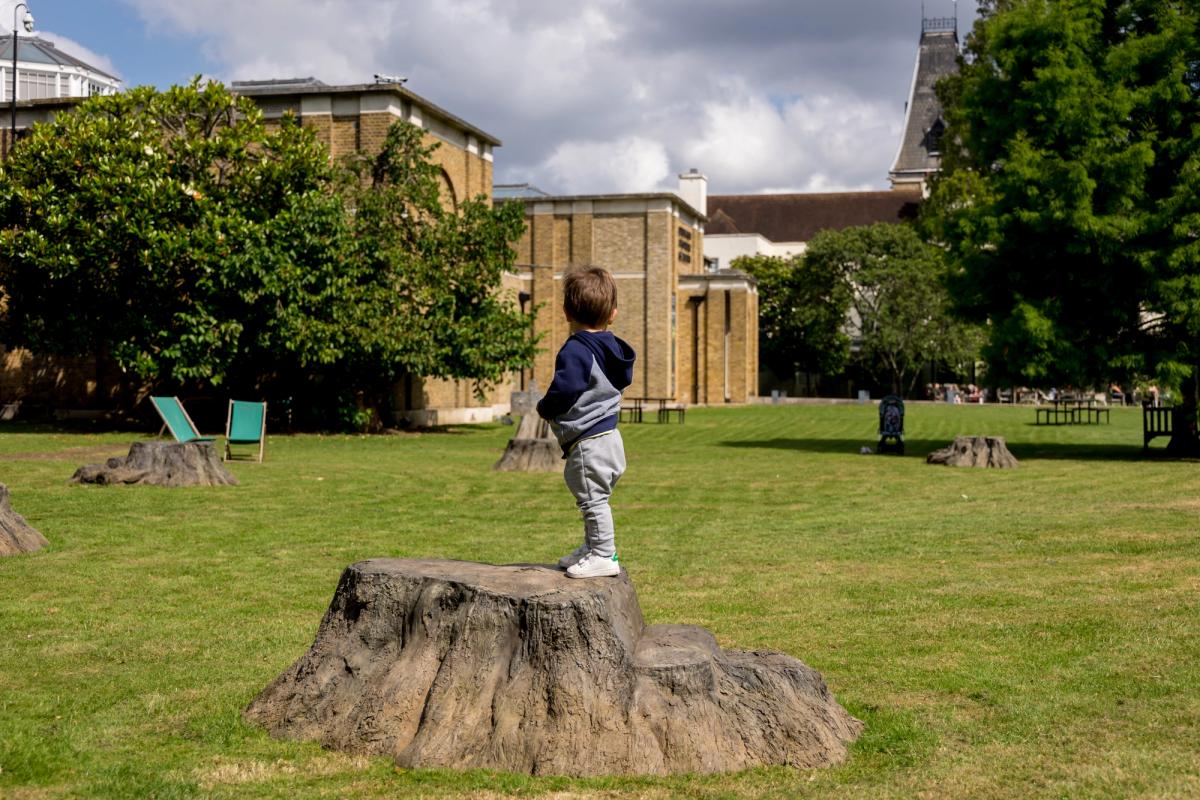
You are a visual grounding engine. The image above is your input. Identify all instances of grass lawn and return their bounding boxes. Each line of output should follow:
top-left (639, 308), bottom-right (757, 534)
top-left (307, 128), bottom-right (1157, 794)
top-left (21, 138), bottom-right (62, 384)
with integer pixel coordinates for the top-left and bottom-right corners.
top-left (1, 403), bottom-right (1198, 799)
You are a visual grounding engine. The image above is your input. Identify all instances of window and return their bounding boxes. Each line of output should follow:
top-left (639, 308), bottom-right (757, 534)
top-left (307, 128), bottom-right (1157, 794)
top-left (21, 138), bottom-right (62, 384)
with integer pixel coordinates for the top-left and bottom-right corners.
top-left (7, 69), bottom-right (58, 100)
top-left (923, 118), bottom-right (946, 155)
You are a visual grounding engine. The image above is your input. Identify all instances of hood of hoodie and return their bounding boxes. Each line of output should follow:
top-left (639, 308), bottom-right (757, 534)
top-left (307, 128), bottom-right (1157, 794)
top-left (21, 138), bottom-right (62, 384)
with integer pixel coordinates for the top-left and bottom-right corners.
top-left (572, 330), bottom-right (635, 391)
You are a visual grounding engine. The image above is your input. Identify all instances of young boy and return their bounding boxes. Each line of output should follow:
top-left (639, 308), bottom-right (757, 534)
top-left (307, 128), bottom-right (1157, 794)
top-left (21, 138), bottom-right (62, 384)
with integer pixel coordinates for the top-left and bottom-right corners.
top-left (536, 266), bottom-right (636, 579)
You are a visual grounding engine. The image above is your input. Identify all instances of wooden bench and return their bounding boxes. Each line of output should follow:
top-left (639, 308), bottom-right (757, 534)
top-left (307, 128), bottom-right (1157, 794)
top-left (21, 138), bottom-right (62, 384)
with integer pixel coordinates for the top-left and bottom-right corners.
top-left (1035, 405), bottom-right (1075, 425)
top-left (1143, 404), bottom-right (1174, 449)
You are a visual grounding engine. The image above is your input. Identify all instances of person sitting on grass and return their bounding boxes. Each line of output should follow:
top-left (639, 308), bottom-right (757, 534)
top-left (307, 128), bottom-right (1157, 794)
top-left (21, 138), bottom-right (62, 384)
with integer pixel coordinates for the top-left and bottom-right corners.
top-left (536, 265), bottom-right (636, 579)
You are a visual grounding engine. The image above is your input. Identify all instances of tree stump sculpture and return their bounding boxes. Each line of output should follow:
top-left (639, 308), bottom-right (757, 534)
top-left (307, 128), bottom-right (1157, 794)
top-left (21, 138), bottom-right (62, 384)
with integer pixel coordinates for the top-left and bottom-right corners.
top-left (245, 559), bottom-right (862, 776)
top-left (0, 484), bottom-right (49, 556)
top-left (71, 441), bottom-right (239, 487)
top-left (926, 435), bottom-right (1019, 468)
top-left (494, 385), bottom-right (562, 472)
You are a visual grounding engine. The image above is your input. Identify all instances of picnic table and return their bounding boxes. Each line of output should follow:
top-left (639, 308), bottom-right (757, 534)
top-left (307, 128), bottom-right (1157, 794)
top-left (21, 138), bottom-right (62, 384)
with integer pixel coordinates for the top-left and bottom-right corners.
top-left (620, 397), bottom-right (643, 424)
top-left (620, 398), bottom-right (685, 424)
top-left (1034, 398), bottom-right (1110, 425)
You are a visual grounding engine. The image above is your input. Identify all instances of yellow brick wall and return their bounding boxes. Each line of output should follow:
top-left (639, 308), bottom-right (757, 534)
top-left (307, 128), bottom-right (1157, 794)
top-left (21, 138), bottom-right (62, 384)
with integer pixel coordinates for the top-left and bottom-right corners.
top-left (513, 198), bottom-right (758, 407)
top-left (291, 109), bottom-right (493, 211)
top-left (358, 113), bottom-right (392, 157)
top-left (571, 213), bottom-right (594, 263)
top-left (594, 214), bottom-right (646, 271)
top-left (331, 117), bottom-right (359, 157)
top-left (643, 211), bottom-right (673, 399)
top-left (553, 216), bottom-right (572, 262)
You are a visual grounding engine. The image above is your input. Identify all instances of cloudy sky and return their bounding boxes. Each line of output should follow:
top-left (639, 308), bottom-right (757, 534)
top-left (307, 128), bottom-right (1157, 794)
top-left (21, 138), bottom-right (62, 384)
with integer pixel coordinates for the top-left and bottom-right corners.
top-left (14, 0), bottom-right (978, 195)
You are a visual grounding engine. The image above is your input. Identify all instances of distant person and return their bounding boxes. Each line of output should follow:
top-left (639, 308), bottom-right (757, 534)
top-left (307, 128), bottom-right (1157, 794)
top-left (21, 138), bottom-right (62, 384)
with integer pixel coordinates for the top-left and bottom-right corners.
top-left (537, 266), bottom-right (636, 579)
top-left (1149, 385), bottom-right (1160, 407)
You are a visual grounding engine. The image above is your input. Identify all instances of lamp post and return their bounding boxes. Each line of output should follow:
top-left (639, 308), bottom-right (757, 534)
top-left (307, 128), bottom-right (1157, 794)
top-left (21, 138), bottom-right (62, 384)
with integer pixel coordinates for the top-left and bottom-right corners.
top-left (10, 2), bottom-right (33, 148)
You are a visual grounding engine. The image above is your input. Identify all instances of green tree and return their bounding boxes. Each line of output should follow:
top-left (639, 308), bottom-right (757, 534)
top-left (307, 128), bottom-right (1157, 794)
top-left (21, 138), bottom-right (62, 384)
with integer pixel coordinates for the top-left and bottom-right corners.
top-left (805, 223), bottom-right (982, 396)
top-left (0, 79), bottom-right (349, 388)
top-left (335, 122), bottom-right (537, 401)
top-left (927, 0), bottom-right (1200, 440)
top-left (0, 80), bottom-right (536, 427)
top-left (735, 251), bottom-right (852, 392)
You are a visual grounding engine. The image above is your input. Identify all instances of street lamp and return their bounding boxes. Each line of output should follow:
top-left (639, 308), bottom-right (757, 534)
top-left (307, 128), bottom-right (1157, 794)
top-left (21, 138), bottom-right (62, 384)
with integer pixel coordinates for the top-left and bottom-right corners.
top-left (11, 2), bottom-right (34, 148)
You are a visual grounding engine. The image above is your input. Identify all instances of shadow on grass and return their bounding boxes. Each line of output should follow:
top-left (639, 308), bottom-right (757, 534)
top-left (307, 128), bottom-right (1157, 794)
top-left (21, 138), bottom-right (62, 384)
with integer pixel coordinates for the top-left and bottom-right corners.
top-left (717, 437), bottom-right (1185, 462)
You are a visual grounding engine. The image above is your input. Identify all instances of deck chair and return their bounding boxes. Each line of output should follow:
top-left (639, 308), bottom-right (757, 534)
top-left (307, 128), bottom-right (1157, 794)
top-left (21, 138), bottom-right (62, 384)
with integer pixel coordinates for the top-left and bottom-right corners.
top-left (877, 394), bottom-right (905, 455)
top-left (149, 396), bottom-right (214, 443)
top-left (224, 400), bottom-right (267, 462)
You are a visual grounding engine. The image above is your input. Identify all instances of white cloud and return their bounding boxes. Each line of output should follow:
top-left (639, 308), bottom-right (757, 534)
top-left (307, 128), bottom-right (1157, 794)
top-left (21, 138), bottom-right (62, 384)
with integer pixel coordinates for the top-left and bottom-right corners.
top-left (116, 0), bottom-right (948, 195)
top-left (677, 88), bottom-right (902, 193)
top-left (36, 30), bottom-right (123, 80)
top-left (543, 135), bottom-right (670, 194)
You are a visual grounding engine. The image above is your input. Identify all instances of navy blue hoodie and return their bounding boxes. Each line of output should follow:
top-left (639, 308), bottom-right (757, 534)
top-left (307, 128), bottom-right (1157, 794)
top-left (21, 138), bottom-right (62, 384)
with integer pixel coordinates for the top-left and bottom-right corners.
top-left (536, 330), bottom-right (636, 455)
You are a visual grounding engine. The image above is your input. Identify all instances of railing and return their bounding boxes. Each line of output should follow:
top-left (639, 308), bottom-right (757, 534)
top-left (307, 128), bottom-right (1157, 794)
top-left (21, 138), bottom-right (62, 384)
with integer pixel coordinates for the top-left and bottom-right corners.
top-left (923, 17), bottom-right (957, 33)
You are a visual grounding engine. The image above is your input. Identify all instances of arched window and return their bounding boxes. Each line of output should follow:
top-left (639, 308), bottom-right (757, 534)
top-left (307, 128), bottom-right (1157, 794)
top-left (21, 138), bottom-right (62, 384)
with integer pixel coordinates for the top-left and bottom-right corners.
top-left (437, 168), bottom-right (458, 213)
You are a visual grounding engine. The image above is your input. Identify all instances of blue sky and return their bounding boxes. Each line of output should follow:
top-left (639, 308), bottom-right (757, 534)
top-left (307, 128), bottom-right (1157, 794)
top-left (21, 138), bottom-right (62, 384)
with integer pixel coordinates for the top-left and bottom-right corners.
top-left (15, 0), bottom-right (979, 195)
top-left (12, 1), bottom-right (215, 86)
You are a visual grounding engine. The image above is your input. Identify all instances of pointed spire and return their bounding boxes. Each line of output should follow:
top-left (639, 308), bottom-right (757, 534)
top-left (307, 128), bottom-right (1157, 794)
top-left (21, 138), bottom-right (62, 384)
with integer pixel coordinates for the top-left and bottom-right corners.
top-left (889, 18), bottom-right (959, 190)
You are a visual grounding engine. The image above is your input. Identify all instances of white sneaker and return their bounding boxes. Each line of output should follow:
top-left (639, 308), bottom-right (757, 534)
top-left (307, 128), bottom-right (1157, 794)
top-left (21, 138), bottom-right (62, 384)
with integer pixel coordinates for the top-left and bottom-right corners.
top-left (557, 545), bottom-right (589, 569)
top-left (566, 551), bottom-right (620, 579)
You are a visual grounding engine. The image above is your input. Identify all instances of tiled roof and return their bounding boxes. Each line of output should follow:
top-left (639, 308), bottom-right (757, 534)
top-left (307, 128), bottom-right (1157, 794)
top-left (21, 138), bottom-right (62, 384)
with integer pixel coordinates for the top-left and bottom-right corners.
top-left (706, 190), bottom-right (922, 243)
top-left (890, 28), bottom-right (959, 181)
top-left (0, 37), bottom-right (119, 82)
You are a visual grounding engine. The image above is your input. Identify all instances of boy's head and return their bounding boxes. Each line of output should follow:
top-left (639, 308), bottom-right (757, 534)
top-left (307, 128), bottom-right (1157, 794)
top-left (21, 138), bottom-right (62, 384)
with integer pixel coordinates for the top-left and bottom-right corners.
top-left (562, 265), bottom-right (618, 328)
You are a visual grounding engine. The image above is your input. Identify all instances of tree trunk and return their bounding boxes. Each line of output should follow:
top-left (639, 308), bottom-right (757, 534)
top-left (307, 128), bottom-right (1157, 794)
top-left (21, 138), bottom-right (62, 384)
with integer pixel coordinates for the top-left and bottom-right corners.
top-left (493, 414), bottom-right (563, 472)
top-left (245, 559), bottom-right (862, 777)
top-left (0, 484), bottom-right (49, 556)
top-left (927, 435), bottom-right (1019, 468)
top-left (1166, 365), bottom-right (1200, 455)
top-left (71, 441), bottom-right (239, 487)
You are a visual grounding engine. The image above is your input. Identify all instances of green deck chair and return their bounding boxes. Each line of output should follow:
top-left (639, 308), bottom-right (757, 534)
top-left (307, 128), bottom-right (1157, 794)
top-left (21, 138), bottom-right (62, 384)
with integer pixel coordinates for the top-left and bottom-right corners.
top-left (224, 400), bottom-right (267, 463)
top-left (149, 396), bottom-right (214, 443)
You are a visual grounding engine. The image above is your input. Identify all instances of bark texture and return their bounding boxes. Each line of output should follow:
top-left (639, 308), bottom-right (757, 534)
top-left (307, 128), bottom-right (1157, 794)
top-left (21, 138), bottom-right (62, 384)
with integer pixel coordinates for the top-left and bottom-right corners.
top-left (493, 414), bottom-right (562, 473)
top-left (245, 559), bottom-right (861, 776)
top-left (926, 435), bottom-right (1019, 468)
top-left (0, 484), bottom-right (49, 556)
top-left (71, 441), bottom-right (238, 487)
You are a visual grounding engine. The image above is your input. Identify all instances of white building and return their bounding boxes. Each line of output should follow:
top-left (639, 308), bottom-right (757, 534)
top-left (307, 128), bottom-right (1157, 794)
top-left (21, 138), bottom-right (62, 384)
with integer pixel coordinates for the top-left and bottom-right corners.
top-left (0, 35), bottom-right (120, 103)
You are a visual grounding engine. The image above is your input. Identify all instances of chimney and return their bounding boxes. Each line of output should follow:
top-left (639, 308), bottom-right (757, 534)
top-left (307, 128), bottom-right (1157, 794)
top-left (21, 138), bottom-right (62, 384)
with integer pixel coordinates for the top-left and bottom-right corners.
top-left (677, 168), bottom-right (707, 217)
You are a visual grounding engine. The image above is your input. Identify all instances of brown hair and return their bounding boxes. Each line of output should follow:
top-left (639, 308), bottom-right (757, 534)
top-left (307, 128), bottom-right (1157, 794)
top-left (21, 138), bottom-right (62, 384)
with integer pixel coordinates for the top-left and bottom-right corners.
top-left (562, 265), bottom-right (618, 327)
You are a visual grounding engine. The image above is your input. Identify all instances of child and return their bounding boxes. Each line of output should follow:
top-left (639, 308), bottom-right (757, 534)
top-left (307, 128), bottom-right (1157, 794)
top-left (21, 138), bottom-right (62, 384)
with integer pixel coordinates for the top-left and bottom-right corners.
top-left (536, 266), bottom-right (636, 578)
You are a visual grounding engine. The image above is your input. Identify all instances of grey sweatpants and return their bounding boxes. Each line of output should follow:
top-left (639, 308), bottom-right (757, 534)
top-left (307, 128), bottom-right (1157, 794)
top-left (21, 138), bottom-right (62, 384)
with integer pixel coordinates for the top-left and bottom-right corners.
top-left (564, 430), bottom-right (626, 558)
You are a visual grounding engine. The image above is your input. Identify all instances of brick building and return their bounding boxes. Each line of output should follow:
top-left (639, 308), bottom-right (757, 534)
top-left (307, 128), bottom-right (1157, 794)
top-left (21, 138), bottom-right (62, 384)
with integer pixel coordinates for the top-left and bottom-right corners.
top-left (503, 172), bottom-right (759, 405)
top-left (234, 78), bottom-right (508, 425)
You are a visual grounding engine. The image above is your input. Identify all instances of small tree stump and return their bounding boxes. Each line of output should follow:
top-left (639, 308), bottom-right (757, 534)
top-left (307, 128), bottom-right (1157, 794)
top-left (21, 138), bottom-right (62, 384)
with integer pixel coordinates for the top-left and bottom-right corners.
top-left (927, 435), bottom-right (1019, 468)
top-left (245, 559), bottom-right (862, 776)
top-left (71, 441), bottom-right (239, 487)
top-left (493, 413), bottom-right (562, 472)
top-left (0, 484), bottom-right (49, 556)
